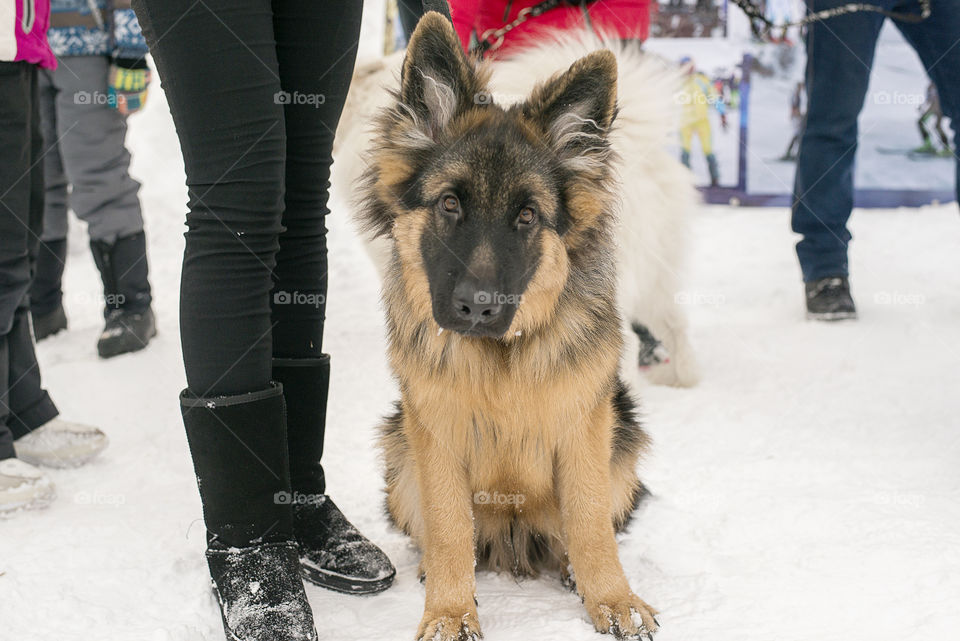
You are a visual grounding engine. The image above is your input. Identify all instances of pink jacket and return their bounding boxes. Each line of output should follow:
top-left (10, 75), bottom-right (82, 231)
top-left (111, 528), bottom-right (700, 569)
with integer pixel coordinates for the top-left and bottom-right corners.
top-left (1, 0), bottom-right (56, 68)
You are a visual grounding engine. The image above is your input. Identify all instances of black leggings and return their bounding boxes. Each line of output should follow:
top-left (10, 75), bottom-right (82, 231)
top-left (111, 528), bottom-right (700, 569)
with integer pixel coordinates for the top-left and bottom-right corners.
top-left (133, 0), bottom-right (362, 396)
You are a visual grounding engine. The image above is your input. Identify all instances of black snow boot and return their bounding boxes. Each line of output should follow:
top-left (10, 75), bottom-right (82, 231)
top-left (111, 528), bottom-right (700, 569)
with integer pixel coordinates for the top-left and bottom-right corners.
top-left (805, 276), bottom-right (857, 321)
top-left (206, 542), bottom-right (317, 641)
top-left (30, 238), bottom-right (68, 341)
top-left (273, 356), bottom-right (396, 595)
top-left (90, 232), bottom-right (156, 358)
top-left (181, 383), bottom-right (317, 641)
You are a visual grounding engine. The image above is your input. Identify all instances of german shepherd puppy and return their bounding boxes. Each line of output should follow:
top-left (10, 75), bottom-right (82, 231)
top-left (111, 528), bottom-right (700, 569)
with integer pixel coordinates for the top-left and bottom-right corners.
top-left (359, 13), bottom-right (658, 641)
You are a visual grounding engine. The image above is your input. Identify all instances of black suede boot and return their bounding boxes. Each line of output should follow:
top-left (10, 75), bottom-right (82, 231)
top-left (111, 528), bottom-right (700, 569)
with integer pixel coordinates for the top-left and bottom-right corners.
top-left (180, 383), bottom-right (317, 641)
top-left (30, 238), bottom-right (68, 341)
top-left (272, 356), bottom-right (396, 595)
top-left (90, 231), bottom-right (156, 358)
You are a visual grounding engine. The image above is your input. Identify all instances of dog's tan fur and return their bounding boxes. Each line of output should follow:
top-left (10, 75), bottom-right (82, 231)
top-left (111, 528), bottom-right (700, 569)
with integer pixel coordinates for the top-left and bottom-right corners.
top-left (360, 13), bottom-right (658, 641)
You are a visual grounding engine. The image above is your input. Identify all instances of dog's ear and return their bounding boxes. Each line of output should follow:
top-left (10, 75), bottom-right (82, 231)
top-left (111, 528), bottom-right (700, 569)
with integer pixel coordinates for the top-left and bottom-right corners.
top-left (400, 11), bottom-right (478, 137)
top-left (522, 50), bottom-right (618, 166)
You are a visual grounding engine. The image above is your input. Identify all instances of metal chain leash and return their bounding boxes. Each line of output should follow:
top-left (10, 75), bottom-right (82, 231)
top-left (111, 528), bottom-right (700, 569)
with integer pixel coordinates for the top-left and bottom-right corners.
top-left (473, 0), bottom-right (566, 55)
top-left (729, 0), bottom-right (932, 40)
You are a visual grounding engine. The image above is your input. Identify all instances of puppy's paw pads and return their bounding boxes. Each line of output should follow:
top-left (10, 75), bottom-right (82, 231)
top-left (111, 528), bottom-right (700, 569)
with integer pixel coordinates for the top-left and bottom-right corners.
top-left (416, 612), bottom-right (482, 641)
top-left (587, 594), bottom-right (659, 640)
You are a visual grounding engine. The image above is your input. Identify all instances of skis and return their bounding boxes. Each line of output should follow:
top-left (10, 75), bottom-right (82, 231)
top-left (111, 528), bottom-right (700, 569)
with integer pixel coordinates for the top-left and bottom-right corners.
top-left (876, 146), bottom-right (954, 160)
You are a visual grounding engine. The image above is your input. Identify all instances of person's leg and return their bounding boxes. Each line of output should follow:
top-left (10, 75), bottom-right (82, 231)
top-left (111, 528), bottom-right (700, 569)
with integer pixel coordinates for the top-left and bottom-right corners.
top-left (893, 0), bottom-right (960, 197)
top-left (134, 1), bottom-right (319, 637)
top-left (31, 67), bottom-right (69, 323)
top-left (679, 125), bottom-right (693, 167)
top-left (270, 0), bottom-right (395, 595)
top-left (697, 118), bottom-right (719, 185)
top-left (271, 0), bottom-right (363, 496)
top-left (0, 335), bottom-right (11, 460)
top-left (135, 0), bottom-right (290, 529)
top-left (397, 0), bottom-right (424, 41)
top-left (0, 63), bottom-right (61, 440)
top-left (50, 55), bottom-right (154, 348)
top-left (791, 1), bottom-right (885, 283)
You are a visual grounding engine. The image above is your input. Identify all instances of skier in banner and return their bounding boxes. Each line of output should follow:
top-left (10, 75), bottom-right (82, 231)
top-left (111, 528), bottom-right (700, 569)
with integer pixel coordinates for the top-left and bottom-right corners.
top-left (678, 56), bottom-right (728, 187)
top-left (781, 81), bottom-right (805, 161)
top-left (916, 83), bottom-right (951, 156)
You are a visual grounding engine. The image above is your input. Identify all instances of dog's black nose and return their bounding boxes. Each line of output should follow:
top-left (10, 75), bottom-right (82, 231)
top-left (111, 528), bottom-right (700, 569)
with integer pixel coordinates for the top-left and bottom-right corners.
top-left (452, 280), bottom-right (503, 325)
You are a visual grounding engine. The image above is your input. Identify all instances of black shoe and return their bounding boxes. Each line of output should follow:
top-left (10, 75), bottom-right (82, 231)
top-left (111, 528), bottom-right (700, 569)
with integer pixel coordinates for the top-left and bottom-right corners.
top-left (32, 304), bottom-right (68, 342)
top-left (294, 495), bottom-right (396, 595)
top-left (206, 542), bottom-right (317, 641)
top-left (97, 307), bottom-right (157, 358)
top-left (805, 276), bottom-right (857, 321)
top-left (91, 231), bottom-right (155, 357)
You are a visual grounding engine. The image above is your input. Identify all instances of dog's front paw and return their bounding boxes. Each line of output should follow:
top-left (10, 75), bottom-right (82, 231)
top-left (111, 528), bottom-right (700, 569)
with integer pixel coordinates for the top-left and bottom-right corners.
top-left (585, 593), bottom-right (659, 641)
top-left (416, 610), bottom-right (481, 641)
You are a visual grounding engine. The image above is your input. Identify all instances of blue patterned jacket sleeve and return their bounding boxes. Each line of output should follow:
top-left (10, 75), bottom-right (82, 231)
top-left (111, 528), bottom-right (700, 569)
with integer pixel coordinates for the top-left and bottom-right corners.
top-left (111, 8), bottom-right (148, 60)
top-left (47, 1), bottom-right (148, 60)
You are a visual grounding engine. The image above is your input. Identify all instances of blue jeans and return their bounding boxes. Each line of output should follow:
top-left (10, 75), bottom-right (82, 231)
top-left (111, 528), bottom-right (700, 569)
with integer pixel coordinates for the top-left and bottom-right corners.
top-left (792, 0), bottom-right (960, 282)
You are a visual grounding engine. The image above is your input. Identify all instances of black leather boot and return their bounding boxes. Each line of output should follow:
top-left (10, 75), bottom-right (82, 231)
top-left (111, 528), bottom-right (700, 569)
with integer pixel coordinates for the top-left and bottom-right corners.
top-left (273, 356), bottom-right (396, 595)
top-left (181, 383), bottom-right (317, 641)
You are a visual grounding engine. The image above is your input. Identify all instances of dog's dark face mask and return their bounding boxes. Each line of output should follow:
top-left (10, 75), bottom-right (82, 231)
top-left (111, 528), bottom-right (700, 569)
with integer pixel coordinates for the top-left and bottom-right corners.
top-left (413, 120), bottom-right (561, 338)
top-left (366, 12), bottom-right (618, 339)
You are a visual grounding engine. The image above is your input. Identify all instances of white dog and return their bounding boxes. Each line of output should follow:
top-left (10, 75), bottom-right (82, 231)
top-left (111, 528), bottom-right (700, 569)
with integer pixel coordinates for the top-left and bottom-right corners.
top-left (333, 33), bottom-right (700, 387)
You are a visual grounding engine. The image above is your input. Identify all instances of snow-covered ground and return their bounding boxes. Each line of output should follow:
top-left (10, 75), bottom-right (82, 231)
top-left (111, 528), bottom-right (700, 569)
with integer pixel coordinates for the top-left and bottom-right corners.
top-left (3, 14), bottom-right (960, 641)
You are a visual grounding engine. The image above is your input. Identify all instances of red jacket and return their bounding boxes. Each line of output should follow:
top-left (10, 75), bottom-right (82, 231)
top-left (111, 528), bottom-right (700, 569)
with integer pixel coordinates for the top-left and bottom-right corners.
top-left (450, 0), bottom-right (651, 58)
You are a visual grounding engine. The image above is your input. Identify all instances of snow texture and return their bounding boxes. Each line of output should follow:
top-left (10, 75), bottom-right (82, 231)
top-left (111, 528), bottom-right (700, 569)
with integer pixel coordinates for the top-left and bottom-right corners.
top-left (1, 5), bottom-right (958, 641)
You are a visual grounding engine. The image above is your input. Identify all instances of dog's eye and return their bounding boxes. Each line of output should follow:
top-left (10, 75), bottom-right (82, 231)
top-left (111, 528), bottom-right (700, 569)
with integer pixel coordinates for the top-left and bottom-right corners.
top-left (517, 207), bottom-right (537, 226)
top-left (440, 194), bottom-right (460, 214)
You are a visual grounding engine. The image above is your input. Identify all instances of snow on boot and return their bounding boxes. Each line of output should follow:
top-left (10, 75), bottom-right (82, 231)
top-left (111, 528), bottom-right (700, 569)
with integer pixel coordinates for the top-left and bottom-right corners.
top-left (294, 495), bottom-right (396, 595)
top-left (91, 232), bottom-right (156, 358)
top-left (97, 307), bottom-right (157, 358)
top-left (207, 541), bottom-right (318, 641)
top-left (32, 304), bottom-right (68, 342)
top-left (0, 458), bottom-right (56, 516)
top-left (805, 276), bottom-right (857, 321)
top-left (272, 356), bottom-right (397, 595)
top-left (14, 418), bottom-right (109, 468)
